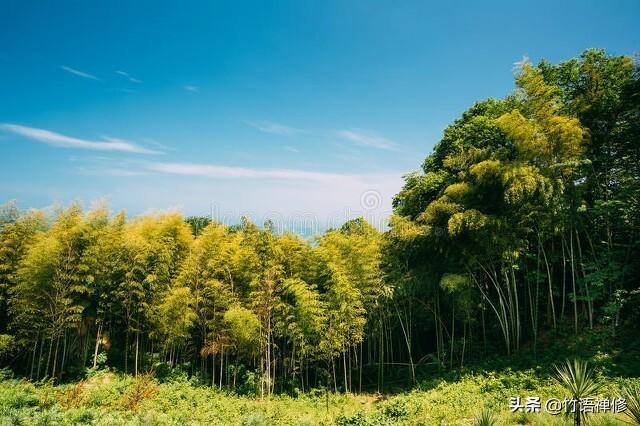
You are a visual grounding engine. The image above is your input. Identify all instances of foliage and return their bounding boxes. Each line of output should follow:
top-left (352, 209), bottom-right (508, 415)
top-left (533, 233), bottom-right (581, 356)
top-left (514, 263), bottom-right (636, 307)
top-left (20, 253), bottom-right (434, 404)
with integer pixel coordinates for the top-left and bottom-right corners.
top-left (0, 371), bottom-right (636, 425)
top-left (554, 359), bottom-right (603, 425)
top-left (621, 383), bottom-right (640, 425)
top-left (475, 408), bottom-right (498, 426)
top-left (0, 49), bottom-right (638, 407)
top-left (388, 48), bottom-right (639, 368)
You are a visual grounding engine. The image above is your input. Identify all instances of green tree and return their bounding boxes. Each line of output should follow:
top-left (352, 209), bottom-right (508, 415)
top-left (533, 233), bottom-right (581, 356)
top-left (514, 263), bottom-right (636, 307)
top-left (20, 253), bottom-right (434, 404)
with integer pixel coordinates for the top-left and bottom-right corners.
top-left (173, 221), bottom-right (238, 383)
top-left (155, 286), bottom-right (196, 366)
top-left (11, 205), bottom-right (93, 380)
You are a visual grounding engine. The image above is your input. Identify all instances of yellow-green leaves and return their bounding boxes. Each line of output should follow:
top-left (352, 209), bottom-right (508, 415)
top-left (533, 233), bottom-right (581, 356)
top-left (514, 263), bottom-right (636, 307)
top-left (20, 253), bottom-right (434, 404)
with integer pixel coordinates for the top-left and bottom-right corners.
top-left (545, 115), bottom-right (584, 164)
top-left (156, 286), bottom-right (196, 347)
top-left (443, 182), bottom-right (472, 201)
top-left (386, 214), bottom-right (425, 242)
top-left (439, 273), bottom-right (469, 293)
top-left (515, 61), bottom-right (561, 119)
top-left (447, 209), bottom-right (490, 236)
top-left (419, 198), bottom-right (461, 226)
top-left (501, 165), bottom-right (553, 205)
top-left (469, 159), bottom-right (502, 182)
top-left (499, 62), bottom-right (585, 169)
top-left (496, 110), bottom-right (550, 160)
top-left (223, 306), bottom-right (260, 352)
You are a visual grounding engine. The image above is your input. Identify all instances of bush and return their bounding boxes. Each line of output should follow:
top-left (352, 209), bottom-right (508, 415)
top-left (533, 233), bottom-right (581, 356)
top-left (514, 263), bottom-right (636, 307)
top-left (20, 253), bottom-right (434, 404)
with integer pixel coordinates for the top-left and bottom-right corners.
top-left (120, 374), bottom-right (158, 411)
top-left (240, 412), bottom-right (268, 426)
top-left (336, 412), bottom-right (377, 426)
top-left (0, 382), bottom-right (39, 410)
top-left (378, 398), bottom-right (411, 418)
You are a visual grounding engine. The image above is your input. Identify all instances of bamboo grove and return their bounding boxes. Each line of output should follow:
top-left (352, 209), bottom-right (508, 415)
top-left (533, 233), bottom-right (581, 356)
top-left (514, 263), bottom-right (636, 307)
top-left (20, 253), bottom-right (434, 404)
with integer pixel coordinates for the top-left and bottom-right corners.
top-left (0, 49), bottom-right (638, 393)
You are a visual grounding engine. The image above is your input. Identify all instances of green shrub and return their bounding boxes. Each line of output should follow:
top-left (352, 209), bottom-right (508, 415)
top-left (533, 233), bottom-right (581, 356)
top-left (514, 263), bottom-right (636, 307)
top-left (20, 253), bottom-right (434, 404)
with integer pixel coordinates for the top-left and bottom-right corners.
top-left (0, 382), bottom-right (39, 410)
top-left (240, 412), bottom-right (268, 426)
top-left (336, 412), bottom-right (376, 426)
top-left (378, 398), bottom-right (411, 418)
top-left (474, 408), bottom-right (497, 426)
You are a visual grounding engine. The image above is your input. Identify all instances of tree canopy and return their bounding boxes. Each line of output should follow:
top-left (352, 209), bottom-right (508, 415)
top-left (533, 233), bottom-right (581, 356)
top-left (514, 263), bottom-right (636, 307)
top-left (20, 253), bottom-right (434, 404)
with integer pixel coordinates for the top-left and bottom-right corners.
top-left (0, 49), bottom-right (638, 393)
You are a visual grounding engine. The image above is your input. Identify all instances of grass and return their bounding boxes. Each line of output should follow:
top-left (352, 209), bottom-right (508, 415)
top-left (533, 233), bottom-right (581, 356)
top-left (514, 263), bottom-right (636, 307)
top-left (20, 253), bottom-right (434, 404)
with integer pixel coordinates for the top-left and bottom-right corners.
top-left (0, 369), bottom-right (637, 425)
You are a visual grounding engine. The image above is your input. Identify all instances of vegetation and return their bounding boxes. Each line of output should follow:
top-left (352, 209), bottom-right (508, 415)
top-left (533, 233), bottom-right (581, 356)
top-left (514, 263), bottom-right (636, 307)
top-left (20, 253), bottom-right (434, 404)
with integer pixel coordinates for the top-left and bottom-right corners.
top-left (1, 48), bottom-right (638, 423)
top-left (0, 369), bottom-right (637, 425)
top-left (554, 359), bottom-right (602, 425)
top-left (621, 383), bottom-right (640, 425)
top-left (475, 408), bottom-right (498, 426)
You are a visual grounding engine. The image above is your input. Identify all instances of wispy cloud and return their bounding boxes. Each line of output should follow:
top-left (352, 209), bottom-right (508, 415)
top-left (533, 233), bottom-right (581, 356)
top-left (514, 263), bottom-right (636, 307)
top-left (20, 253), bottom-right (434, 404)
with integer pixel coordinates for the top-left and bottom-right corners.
top-left (0, 123), bottom-right (161, 154)
top-left (147, 162), bottom-right (352, 183)
top-left (76, 167), bottom-right (148, 177)
top-left (141, 138), bottom-right (177, 152)
top-left (132, 161), bottom-right (405, 225)
top-left (336, 128), bottom-right (397, 150)
top-left (184, 85), bottom-right (199, 92)
top-left (60, 65), bottom-right (100, 81)
top-left (116, 70), bottom-right (142, 83)
top-left (245, 120), bottom-right (304, 136)
top-left (282, 145), bottom-right (300, 153)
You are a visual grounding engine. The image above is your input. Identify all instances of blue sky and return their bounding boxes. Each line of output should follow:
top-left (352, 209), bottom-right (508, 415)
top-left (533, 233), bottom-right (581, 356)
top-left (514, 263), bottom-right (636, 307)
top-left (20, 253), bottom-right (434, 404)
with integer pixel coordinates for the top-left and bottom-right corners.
top-left (1, 1), bottom-right (639, 231)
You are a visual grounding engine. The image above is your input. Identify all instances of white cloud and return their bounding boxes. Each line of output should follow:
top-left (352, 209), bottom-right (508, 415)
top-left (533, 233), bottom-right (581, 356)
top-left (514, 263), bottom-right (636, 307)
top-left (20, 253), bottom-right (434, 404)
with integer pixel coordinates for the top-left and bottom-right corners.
top-left (0, 123), bottom-right (161, 154)
top-left (147, 162), bottom-right (350, 182)
top-left (184, 85), bottom-right (199, 92)
top-left (245, 120), bottom-right (304, 136)
top-left (108, 162), bottom-right (404, 229)
top-left (60, 65), bottom-right (100, 81)
top-left (115, 70), bottom-right (142, 83)
top-left (141, 138), bottom-right (177, 152)
top-left (336, 128), bottom-right (397, 150)
top-left (26, 156), bottom-right (405, 231)
top-left (76, 167), bottom-right (148, 177)
top-left (282, 145), bottom-right (300, 153)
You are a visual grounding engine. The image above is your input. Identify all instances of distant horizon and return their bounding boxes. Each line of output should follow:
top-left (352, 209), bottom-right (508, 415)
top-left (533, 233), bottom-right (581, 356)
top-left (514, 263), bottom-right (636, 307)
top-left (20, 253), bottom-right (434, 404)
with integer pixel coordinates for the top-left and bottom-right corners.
top-left (1, 197), bottom-right (393, 236)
